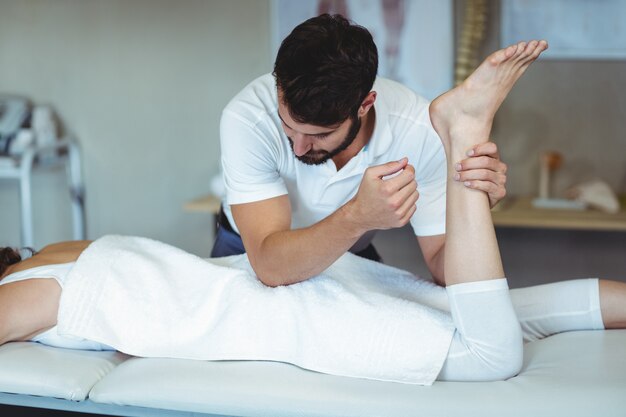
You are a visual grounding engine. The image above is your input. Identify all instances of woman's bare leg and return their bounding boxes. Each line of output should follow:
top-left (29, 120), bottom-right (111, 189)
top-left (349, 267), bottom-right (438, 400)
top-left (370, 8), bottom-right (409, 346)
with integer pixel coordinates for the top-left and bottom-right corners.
top-left (431, 40), bottom-right (548, 381)
top-left (600, 279), bottom-right (626, 328)
top-left (430, 40), bottom-right (548, 285)
top-left (430, 39), bottom-right (626, 339)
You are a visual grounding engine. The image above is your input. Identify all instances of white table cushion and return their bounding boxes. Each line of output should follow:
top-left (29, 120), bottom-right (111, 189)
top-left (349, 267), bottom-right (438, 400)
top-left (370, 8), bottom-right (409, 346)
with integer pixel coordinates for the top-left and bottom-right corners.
top-left (0, 342), bottom-right (128, 401)
top-left (89, 330), bottom-right (626, 417)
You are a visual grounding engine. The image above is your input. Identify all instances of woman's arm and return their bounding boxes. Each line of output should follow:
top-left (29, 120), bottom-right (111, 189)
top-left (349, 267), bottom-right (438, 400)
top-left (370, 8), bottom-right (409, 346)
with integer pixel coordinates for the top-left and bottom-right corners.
top-left (0, 240), bottom-right (89, 345)
top-left (0, 278), bottom-right (61, 345)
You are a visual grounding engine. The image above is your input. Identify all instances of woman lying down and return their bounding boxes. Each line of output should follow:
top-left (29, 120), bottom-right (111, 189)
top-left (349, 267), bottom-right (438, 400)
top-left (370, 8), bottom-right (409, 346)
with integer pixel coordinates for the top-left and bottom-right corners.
top-left (1, 41), bottom-right (625, 385)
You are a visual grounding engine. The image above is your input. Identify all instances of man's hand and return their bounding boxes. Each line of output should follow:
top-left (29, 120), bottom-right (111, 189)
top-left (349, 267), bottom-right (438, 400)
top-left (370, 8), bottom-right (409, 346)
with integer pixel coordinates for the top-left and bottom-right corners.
top-left (347, 158), bottom-right (419, 231)
top-left (231, 159), bottom-right (418, 286)
top-left (453, 142), bottom-right (507, 208)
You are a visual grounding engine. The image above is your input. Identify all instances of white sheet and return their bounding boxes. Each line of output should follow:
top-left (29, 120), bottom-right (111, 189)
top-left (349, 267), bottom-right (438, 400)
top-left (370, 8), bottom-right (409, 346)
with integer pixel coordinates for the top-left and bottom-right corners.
top-left (58, 235), bottom-right (454, 385)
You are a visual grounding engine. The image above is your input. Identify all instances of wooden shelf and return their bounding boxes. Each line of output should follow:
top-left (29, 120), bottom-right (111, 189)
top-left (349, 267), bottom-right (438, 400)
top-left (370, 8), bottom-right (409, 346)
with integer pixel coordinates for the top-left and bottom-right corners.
top-left (185, 194), bottom-right (626, 232)
top-left (492, 195), bottom-right (626, 231)
top-left (184, 194), bottom-right (221, 214)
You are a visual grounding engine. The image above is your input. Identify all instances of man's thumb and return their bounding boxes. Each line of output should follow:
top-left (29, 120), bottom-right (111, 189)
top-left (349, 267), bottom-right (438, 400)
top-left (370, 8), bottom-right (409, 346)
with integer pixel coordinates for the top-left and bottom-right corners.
top-left (370, 157), bottom-right (408, 179)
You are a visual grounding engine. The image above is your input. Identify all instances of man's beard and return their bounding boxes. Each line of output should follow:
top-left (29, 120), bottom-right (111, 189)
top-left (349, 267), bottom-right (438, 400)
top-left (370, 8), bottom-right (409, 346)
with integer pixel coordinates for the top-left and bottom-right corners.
top-left (288, 116), bottom-right (362, 166)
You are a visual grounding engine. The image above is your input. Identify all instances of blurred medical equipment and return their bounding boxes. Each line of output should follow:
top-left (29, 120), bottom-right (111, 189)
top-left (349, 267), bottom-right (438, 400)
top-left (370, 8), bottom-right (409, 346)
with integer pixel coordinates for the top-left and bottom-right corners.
top-left (0, 95), bottom-right (86, 247)
top-left (567, 179), bottom-right (621, 214)
top-left (532, 150), bottom-right (586, 210)
top-left (0, 97), bottom-right (30, 155)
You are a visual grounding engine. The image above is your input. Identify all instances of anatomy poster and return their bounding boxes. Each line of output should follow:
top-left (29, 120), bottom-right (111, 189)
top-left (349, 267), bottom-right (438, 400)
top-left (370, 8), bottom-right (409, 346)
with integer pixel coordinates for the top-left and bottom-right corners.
top-left (271, 0), bottom-right (454, 100)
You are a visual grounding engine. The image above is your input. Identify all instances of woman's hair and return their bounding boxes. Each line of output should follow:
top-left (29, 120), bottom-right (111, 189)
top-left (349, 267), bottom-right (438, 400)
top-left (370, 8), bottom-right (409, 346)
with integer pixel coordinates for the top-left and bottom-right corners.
top-left (273, 13), bottom-right (378, 127)
top-left (0, 247), bottom-right (33, 277)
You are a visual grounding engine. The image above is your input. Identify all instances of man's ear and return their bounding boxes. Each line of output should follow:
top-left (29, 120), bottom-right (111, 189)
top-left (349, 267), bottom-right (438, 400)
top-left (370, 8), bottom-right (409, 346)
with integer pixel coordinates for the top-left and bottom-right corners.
top-left (358, 91), bottom-right (377, 117)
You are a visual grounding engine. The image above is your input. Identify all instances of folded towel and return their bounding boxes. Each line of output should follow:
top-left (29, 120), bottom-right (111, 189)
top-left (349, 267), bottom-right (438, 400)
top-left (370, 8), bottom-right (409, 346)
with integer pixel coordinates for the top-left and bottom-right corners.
top-left (58, 235), bottom-right (454, 384)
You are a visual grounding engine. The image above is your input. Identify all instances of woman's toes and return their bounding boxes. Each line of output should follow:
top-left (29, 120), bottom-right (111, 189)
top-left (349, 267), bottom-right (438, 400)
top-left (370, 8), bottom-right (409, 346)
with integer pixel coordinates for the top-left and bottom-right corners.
top-left (514, 43), bottom-right (532, 63)
top-left (519, 41), bottom-right (547, 65)
top-left (505, 44), bottom-right (518, 59)
top-left (527, 40), bottom-right (539, 54)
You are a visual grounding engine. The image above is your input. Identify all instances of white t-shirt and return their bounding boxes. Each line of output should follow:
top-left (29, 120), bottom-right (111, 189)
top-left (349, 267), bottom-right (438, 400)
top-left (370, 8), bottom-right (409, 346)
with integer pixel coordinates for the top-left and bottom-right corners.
top-left (220, 73), bottom-right (446, 241)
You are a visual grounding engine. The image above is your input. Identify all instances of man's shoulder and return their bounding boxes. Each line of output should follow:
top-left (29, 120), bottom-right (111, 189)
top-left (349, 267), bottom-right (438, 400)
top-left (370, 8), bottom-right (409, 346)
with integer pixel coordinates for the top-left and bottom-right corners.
top-left (373, 77), bottom-right (430, 117)
top-left (223, 73), bottom-right (277, 123)
top-left (374, 77), bottom-right (427, 99)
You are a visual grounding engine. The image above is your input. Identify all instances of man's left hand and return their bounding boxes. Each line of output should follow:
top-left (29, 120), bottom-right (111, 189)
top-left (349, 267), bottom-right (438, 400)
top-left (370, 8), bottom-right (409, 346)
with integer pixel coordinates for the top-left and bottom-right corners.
top-left (453, 141), bottom-right (507, 208)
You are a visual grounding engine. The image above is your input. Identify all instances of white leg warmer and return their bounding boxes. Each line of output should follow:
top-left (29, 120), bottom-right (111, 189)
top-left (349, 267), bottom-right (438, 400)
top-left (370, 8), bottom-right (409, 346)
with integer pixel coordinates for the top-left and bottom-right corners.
top-left (437, 278), bottom-right (523, 382)
top-left (509, 278), bottom-right (604, 342)
top-left (437, 278), bottom-right (605, 381)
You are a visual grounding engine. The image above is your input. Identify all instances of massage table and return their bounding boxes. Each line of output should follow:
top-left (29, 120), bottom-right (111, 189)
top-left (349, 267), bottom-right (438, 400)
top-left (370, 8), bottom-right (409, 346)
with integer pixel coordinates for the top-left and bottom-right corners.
top-left (0, 329), bottom-right (624, 417)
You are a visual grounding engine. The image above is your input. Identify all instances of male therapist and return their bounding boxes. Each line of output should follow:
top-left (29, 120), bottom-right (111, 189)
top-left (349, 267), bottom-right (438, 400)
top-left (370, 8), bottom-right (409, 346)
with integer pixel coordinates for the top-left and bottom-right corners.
top-left (213, 14), bottom-right (507, 287)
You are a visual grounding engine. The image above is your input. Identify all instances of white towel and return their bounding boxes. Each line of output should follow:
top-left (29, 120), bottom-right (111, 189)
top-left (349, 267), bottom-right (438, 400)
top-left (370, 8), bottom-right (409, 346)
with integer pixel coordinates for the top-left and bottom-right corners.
top-left (58, 235), bottom-right (454, 385)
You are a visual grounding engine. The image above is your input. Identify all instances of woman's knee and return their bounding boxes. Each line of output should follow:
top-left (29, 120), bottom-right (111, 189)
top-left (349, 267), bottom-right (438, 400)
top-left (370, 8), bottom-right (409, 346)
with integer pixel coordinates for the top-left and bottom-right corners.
top-left (439, 326), bottom-right (523, 382)
top-left (445, 278), bottom-right (524, 380)
top-left (487, 342), bottom-right (524, 380)
top-left (480, 325), bottom-right (524, 380)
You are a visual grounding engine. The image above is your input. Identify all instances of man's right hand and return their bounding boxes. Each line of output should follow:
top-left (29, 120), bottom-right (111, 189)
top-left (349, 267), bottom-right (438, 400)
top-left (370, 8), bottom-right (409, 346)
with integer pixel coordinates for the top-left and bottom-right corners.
top-left (347, 158), bottom-right (419, 232)
top-left (231, 158), bottom-right (418, 286)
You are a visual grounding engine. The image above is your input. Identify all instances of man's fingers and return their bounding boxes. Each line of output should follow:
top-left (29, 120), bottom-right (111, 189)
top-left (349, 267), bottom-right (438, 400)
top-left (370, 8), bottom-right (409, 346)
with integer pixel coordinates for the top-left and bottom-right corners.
top-left (368, 157), bottom-right (408, 179)
top-left (461, 141), bottom-right (509, 209)
top-left (454, 169), bottom-right (506, 185)
top-left (400, 202), bottom-right (418, 225)
top-left (463, 179), bottom-right (506, 199)
top-left (388, 178), bottom-right (418, 209)
top-left (403, 164), bottom-right (416, 175)
top-left (384, 163), bottom-right (415, 190)
top-left (403, 188), bottom-right (420, 212)
top-left (466, 142), bottom-right (500, 159)
top-left (396, 189), bottom-right (419, 225)
top-left (456, 155), bottom-right (507, 173)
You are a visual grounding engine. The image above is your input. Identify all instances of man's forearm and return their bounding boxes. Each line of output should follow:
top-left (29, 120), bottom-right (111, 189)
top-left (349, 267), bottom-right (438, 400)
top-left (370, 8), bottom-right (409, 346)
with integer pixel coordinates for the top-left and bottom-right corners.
top-left (249, 201), bottom-right (367, 287)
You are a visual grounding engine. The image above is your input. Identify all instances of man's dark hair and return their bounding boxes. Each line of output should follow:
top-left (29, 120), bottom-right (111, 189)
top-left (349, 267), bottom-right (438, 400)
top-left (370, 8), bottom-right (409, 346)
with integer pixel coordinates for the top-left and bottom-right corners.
top-left (273, 14), bottom-right (378, 127)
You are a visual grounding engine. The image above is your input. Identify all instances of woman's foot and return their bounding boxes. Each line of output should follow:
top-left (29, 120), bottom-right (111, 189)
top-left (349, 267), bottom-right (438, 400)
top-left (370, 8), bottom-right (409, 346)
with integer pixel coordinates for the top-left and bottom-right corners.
top-left (430, 40), bottom-right (548, 158)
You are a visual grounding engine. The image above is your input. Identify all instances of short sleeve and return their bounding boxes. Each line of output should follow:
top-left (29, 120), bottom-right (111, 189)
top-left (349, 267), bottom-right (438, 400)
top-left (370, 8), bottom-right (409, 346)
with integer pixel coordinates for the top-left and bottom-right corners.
top-left (409, 124), bottom-right (447, 237)
top-left (220, 109), bottom-right (288, 205)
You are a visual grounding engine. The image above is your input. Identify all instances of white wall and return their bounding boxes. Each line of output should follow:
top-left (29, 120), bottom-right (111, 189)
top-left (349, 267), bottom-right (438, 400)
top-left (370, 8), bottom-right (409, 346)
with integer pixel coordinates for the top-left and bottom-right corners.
top-left (0, 0), bottom-right (271, 255)
top-left (482, 1), bottom-right (626, 198)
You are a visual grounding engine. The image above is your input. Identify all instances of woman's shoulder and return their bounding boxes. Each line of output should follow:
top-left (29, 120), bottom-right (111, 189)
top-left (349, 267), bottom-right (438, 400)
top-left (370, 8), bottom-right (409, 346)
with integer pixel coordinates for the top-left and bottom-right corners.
top-left (1, 241), bottom-right (90, 279)
top-left (39, 240), bottom-right (92, 254)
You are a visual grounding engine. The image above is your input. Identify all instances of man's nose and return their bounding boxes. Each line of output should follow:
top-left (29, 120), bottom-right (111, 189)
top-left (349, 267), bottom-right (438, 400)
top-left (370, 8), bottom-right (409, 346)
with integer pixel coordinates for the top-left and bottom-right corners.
top-left (292, 134), bottom-right (312, 156)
